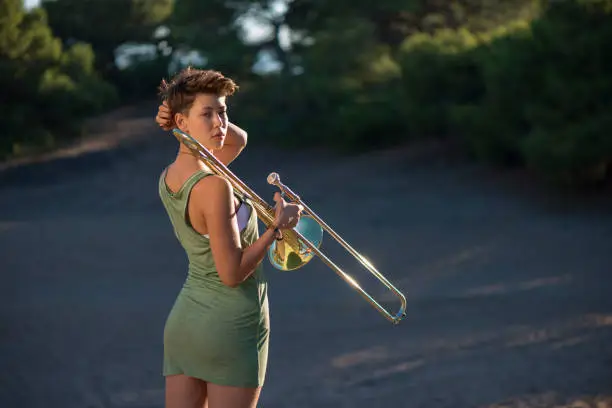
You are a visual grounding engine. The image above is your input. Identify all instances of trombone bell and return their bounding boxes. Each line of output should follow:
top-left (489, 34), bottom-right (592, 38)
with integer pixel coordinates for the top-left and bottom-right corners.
top-left (268, 215), bottom-right (323, 271)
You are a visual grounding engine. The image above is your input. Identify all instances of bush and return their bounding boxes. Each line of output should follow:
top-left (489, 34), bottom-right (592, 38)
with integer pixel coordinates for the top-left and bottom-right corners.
top-left (518, 0), bottom-right (612, 184)
top-left (395, 0), bottom-right (612, 185)
top-left (330, 79), bottom-right (410, 151)
top-left (0, 2), bottom-right (117, 159)
top-left (112, 53), bottom-right (173, 101)
top-left (522, 113), bottom-right (612, 185)
top-left (450, 24), bottom-right (535, 165)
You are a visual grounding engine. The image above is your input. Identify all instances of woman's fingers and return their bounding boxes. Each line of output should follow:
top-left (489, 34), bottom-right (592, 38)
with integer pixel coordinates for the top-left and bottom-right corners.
top-left (273, 192), bottom-right (285, 226)
top-left (272, 193), bottom-right (304, 228)
top-left (156, 101), bottom-right (174, 129)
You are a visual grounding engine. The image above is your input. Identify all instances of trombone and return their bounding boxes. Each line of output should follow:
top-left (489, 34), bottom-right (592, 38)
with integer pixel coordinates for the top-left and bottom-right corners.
top-left (172, 128), bottom-right (407, 325)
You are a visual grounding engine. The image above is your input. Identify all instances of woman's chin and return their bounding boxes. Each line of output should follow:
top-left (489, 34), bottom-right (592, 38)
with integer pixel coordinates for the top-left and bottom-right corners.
top-left (198, 141), bottom-right (221, 152)
top-left (192, 136), bottom-right (223, 152)
top-left (210, 138), bottom-right (225, 150)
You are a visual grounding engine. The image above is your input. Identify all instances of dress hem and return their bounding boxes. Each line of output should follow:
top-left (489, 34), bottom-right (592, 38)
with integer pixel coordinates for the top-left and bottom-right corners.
top-left (162, 369), bottom-right (264, 388)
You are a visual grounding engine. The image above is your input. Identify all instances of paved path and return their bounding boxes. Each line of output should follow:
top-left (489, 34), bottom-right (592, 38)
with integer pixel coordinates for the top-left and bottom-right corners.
top-left (1, 111), bottom-right (611, 408)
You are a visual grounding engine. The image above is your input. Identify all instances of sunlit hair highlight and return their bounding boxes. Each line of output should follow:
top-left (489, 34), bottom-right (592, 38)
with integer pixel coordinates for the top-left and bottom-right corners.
top-left (158, 67), bottom-right (238, 115)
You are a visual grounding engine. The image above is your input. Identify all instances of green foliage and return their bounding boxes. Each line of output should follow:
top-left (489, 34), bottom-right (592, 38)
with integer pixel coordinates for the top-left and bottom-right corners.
top-left (113, 52), bottom-right (174, 101)
top-left (286, 0), bottom-right (538, 49)
top-left (448, 0), bottom-right (612, 184)
top-left (449, 21), bottom-right (535, 165)
top-left (3, 0), bottom-right (610, 188)
top-left (519, 0), bottom-right (612, 184)
top-left (398, 27), bottom-right (484, 139)
top-left (522, 113), bottom-right (612, 184)
top-left (41, 0), bottom-right (173, 77)
top-left (169, 0), bottom-right (259, 78)
top-left (0, 0), bottom-right (117, 159)
top-left (361, 0), bottom-right (611, 185)
top-left (233, 0), bottom-right (545, 154)
top-left (232, 18), bottom-right (407, 151)
top-left (240, 0), bottom-right (610, 186)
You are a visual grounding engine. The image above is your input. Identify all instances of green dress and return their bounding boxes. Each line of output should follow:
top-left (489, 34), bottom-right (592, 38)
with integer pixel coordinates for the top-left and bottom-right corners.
top-left (158, 168), bottom-right (269, 388)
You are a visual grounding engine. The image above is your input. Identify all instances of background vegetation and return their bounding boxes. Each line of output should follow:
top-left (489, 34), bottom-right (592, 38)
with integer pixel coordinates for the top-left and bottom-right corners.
top-left (2, 0), bottom-right (611, 186)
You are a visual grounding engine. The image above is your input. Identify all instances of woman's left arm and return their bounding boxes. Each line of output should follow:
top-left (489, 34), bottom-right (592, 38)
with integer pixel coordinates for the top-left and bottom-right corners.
top-left (213, 122), bottom-right (248, 166)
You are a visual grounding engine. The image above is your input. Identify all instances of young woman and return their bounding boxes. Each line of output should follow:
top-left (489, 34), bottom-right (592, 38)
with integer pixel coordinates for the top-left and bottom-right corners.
top-left (155, 67), bottom-right (302, 408)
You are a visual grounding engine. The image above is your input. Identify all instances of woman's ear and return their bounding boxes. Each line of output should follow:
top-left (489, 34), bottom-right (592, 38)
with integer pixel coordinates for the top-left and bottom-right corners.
top-left (174, 112), bottom-right (188, 133)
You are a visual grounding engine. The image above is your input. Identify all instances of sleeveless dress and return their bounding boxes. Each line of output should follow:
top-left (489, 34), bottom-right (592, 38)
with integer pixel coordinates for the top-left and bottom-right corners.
top-left (158, 168), bottom-right (270, 388)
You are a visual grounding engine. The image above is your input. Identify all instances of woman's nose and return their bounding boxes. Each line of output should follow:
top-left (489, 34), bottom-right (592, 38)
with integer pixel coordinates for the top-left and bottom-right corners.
top-left (213, 113), bottom-right (223, 126)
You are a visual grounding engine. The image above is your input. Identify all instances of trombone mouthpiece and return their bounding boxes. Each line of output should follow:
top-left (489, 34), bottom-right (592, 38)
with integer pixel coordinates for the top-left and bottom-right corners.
top-left (267, 172), bottom-right (280, 186)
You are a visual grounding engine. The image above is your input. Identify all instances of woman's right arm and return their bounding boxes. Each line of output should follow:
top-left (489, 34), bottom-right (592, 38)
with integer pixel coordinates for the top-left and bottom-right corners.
top-left (195, 175), bottom-right (298, 287)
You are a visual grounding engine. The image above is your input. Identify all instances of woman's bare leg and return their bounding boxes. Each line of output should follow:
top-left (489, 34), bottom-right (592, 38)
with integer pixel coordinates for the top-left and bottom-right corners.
top-left (207, 383), bottom-right (261, 408)
top-left (165, 374), bottom-right (207, 408)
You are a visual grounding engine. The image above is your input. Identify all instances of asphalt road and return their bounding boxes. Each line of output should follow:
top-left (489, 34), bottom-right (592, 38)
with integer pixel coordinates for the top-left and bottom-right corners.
top-left (1, 113), bottom-right (611, 408)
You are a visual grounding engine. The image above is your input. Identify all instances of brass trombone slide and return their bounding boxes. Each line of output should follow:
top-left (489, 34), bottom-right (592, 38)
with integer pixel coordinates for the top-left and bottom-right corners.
top-left (172, 128), bottom-right (407, 325)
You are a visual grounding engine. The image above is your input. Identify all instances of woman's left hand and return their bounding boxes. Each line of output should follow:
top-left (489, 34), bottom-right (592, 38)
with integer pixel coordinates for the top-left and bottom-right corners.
top-left (156, 101), bottom-right (174, 130)
top-left (273, 192), bottom-right (303, 230)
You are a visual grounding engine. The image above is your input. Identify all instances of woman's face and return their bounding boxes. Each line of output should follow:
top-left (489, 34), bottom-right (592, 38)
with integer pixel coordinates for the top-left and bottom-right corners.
top-left (175, 93), bottom-right (228, 151)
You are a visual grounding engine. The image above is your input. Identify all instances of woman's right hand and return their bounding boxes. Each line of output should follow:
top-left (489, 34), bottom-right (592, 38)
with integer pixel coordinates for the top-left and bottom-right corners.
top-left (273, 192), bottom-right (303, 229)
top-left (156, 101), bottom-right (174, 131)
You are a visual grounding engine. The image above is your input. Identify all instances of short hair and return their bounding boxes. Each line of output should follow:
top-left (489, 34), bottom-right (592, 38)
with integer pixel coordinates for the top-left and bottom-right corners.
top-left (158, 67), bottom-right (238, 115)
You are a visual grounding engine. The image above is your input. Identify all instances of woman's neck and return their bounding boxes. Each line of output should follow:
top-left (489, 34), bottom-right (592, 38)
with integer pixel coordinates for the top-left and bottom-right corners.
top-left (177, 143), bottom-right (215, 155)
top-left (175, 146), bottom-right (213, 173)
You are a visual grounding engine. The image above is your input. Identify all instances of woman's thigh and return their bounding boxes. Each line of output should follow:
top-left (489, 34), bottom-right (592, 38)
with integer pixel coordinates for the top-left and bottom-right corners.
top-left (165, 374), bottom-right (207, 408)
top-left (207, 383), bottom-right (261, 408)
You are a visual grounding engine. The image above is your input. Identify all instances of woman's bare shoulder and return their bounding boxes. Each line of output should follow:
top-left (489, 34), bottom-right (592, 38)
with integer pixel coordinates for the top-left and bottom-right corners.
top-left (190, 173), bottom-right (234, 215)
top-left (164, 162), bottom-right (213, 191)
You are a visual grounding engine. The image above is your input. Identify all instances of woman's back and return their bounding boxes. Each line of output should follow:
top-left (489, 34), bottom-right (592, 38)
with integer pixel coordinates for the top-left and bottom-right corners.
top-left (158, 165), bottom-right (270, 387)
top-left (158, 165), bottom-right (266, 286)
